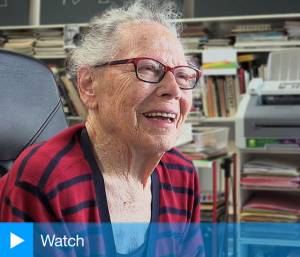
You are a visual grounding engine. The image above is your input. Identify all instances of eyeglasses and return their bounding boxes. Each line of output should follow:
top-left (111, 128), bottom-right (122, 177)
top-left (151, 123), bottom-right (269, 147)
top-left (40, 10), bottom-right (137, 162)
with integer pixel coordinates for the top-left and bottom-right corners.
top-left (93, 57), bottom-right (201, 90)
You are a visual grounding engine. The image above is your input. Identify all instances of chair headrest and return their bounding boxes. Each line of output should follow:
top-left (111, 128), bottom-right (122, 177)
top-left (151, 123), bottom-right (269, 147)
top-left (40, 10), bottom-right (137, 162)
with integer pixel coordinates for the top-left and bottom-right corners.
top-left (0, 50), bottom-right (67, 162)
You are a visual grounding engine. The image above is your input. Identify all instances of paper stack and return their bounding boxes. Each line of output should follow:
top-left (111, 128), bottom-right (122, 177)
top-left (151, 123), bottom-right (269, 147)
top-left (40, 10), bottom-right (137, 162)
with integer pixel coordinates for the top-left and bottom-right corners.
top-left (2, 30), bottom-right (35, 56)
top-left (241, 191), bottom-right (300, 223)
top-left (34, 29), bottom-right (65, 58)
top-left (241, 158), bottom-right (300, 190)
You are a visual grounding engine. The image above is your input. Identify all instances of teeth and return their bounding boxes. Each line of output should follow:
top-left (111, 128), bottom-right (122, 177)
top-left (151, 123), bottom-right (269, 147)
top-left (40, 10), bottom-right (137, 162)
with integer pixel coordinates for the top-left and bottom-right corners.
top-left (144, 112), bottom-right (176, 119)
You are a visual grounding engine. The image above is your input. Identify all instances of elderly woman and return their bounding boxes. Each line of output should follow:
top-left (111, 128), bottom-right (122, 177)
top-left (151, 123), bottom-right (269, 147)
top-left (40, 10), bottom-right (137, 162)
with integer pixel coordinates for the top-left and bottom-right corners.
top-left (0, 0), bottom-right (203, 255)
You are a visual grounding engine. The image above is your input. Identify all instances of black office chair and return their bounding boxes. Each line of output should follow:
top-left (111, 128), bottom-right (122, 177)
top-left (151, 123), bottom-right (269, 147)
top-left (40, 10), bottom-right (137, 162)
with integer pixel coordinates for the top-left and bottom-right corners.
top-left (0, 49), bottom-right (68, 175)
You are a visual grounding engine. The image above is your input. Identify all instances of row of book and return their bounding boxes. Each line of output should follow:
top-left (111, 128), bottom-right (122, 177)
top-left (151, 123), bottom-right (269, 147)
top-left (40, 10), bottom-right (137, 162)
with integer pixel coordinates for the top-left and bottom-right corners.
top-left (241, 191), bottom-right (300, 223)
top-left (232, 23), bottom-right (287, 49)
top-left (232, 21), bottom-right (300, 49)
top-left (180, 20), bottom-right (300, 51)
top-left (201, 76), bottom-right (239, 118)
top-left (200, 192), bottom-right (226, 222)
top-left (0, 29), bottom-right (65, 57)
top-left (200, 53), bottom-right (268, 119)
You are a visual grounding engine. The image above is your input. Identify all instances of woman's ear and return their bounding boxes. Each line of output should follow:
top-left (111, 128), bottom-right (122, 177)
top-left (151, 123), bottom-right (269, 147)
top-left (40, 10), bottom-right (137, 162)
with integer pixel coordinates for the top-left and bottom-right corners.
top-left (77, 67), bottom-right (98, 109)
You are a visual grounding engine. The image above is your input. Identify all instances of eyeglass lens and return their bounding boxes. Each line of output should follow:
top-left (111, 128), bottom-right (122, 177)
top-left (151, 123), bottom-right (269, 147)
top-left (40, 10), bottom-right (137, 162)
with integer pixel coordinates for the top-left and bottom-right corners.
top-left (136, 59), bottom-right (197, 89)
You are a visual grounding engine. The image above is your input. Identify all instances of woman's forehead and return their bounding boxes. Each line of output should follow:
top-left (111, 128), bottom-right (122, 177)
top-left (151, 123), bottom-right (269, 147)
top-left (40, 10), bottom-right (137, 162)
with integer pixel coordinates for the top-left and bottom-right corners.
top-left (115, 22), bottom-right (186, 64)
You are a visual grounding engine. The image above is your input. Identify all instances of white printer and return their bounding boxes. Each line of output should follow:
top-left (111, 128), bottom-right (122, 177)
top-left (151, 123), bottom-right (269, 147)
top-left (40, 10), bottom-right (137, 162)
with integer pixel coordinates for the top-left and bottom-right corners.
top-left (236, 78), bottom-right (300, 150)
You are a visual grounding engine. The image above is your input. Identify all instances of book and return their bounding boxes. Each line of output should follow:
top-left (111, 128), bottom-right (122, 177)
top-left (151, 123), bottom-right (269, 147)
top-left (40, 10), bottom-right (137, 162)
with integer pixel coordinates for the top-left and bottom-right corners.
top-left (232, 24), bottom-right (273, 33)
top-left (216, 78), bottom-right (227, 117)
top-left (241, 176), bottom-right (300, 189)
top-left (235, 40), bottom-right (300, 48)
top-left (61, 75), bottom-right (87, 118)
top-left (242, 159), bottom-right (300, 177)
top-left (224, 76), bottom-right (237, 117)
top-left (238, 67), bottom-right (246, 94)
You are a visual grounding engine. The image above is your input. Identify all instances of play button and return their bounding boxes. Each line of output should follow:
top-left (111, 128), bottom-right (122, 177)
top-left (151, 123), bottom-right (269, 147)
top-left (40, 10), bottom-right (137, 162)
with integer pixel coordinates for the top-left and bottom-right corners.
top-left (0, 223), bottom-right (33, 257)
top-left (10, 232), bottom-right (25, 249)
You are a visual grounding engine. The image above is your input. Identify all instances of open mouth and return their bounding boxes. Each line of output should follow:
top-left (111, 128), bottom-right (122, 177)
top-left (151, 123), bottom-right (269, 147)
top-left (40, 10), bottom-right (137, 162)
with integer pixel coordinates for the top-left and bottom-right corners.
top-left (143, 112), bottom-right (177, 123)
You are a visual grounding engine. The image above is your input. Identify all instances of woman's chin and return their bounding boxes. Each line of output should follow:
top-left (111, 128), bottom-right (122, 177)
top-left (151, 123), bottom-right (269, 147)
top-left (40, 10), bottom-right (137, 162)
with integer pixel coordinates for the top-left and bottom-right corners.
top-left (140, 134), bottom-right (177, 154)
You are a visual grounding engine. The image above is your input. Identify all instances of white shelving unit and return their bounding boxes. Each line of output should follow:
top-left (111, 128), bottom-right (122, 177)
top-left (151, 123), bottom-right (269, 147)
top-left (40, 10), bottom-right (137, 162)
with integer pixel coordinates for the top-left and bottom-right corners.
top-left (200, 117), bottom-right (236, 123)
top-left (236, 147), bottom-right (300, 257)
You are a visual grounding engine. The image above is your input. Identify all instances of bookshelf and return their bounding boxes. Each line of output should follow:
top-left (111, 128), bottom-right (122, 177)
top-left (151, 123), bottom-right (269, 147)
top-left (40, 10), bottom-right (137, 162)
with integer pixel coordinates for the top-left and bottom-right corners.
top-left (179, 14), bottom-right (300, 257)
top-left (235, 72), bottom-right (300, 256)
top-left (236, 147), bottom-right (300, 256)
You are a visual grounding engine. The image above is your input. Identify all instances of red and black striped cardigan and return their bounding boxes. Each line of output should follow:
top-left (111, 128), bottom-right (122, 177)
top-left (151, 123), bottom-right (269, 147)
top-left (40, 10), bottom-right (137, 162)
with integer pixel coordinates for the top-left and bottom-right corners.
top-left (0, 124), bottom-right (201, 223)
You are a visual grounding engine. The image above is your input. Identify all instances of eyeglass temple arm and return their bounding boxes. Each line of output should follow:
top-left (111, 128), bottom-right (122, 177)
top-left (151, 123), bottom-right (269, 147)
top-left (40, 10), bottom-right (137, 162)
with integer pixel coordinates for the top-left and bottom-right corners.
top-left (94, 59), bottom-right (134, 68)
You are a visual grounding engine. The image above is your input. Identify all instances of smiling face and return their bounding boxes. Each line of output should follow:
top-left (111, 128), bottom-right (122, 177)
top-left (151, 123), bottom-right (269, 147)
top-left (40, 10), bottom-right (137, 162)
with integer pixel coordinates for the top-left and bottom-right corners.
top-left (91, 22), bottom-right (193, 154)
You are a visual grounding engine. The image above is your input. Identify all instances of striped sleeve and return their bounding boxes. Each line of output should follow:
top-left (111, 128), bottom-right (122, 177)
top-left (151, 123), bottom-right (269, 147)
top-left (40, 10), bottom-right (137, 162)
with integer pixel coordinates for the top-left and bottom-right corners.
top-left (158, 148), bottom-right (201, 223)
top-left (0, 144), bottom-right (58, 222)
top-left (0, 125), bottom-right (100, 222)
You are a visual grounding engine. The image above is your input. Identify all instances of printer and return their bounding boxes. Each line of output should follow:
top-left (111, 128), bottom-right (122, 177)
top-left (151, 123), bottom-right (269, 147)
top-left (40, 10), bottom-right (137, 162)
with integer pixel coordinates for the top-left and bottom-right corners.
top-left (236, 78), bottom-right (300, 150)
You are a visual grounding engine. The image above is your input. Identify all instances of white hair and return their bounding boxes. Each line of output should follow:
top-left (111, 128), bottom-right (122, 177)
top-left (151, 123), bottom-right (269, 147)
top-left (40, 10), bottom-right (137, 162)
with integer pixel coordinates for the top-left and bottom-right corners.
top-left (67, 0), bottom-right (182, 78)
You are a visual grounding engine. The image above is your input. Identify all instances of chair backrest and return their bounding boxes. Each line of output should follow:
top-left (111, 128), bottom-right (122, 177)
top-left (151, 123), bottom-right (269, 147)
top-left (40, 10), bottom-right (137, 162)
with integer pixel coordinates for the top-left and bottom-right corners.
top-left (267, 48), bottom-right (300, 81)
top-left (0, 50), bottom-right (68, 174)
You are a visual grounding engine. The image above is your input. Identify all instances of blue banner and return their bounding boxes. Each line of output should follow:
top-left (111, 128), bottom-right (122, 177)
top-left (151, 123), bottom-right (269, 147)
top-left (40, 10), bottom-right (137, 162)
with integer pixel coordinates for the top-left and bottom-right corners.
top-left (0, 222), bottom-right (300, 257)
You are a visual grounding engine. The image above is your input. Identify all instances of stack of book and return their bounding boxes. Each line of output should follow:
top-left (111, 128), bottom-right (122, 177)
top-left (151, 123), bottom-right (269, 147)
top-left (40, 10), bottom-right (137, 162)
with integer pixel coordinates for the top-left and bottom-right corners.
top-left (241, 158), bottom-right (300, 190)
top-left (2, 30), bottom-right (35, 56)
top-left (202, 38), bottom-right (231, 48)
top-left (231, 23), bottom-right (288, 49)
top-left (200, 192), bottom-right (226, 222)
top-left (180, 25), bottom-right (208, 51)
top-left (34, 29), bottom-right (65, 58)
top-left (241, 191), bottom-right (300, 223)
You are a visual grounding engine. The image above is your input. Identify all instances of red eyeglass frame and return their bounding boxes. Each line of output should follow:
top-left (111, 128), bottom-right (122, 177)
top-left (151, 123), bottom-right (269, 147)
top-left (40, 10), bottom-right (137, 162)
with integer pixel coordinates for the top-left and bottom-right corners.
top-left (93, 57), bottom-right (201, 89)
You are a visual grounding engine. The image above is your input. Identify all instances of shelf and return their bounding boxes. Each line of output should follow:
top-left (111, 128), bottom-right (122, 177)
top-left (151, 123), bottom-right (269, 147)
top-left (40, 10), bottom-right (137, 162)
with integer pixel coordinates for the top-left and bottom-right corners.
top-left (239, 237), bottom-right (300, 247)
top-left (0, 23), bottom-right (88, 30)
top-left (5, 47), bottom-right (297, 60)
top-left (239, 148), bottom-right (300, 154)
top-left (173, 13), bottom-right (300, 23)
top-left (200, 117), bottom-right (235, 123)
top-left (184, 49), bottom-right (203, 54)
top-left (236, 48), bottom-right (299, 53)
top-left (184, 47), bottom-right (300, 54)
top-left (34, 55), bottom-right (67, 59)
top-left (240, 185), bottom-right (300, 192)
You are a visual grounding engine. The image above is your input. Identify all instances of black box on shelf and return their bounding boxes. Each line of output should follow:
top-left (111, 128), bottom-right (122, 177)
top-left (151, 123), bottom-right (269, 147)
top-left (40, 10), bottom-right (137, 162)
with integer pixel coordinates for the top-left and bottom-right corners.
top-left (0, 0), bottom-right (30, 26)
top-left (40, 0), bottom-right (184, 25)
top-left (194, 0), bottom-right (300, 18)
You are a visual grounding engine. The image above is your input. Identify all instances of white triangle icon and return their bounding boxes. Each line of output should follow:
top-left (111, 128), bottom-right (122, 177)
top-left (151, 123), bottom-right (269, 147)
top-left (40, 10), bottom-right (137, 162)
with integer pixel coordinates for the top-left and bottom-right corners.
top-left (10, 232), bottom-right (25, 249)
